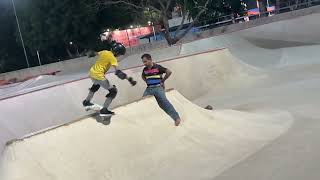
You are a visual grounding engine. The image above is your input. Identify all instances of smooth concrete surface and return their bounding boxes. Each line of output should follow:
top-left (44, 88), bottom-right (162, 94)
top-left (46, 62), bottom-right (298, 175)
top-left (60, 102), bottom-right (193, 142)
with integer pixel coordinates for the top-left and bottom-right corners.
top-left (1, 10), bottom-right (320, 180)
top-left (0, 49), bottom-right (254, 154)
top-left (0, 90), bottom-right (293, 180)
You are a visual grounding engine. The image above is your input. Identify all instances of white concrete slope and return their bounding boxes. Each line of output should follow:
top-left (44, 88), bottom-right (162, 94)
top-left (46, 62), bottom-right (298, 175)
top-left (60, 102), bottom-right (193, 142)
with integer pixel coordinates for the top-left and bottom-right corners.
top-left (1, 12), bottom-right (320, 180)
top-left (180, 13), bottom-right (320, 68)
top-left (0, 49), bottom-right (259, 155)
top-left (0, 90), bottom-right (293, 180)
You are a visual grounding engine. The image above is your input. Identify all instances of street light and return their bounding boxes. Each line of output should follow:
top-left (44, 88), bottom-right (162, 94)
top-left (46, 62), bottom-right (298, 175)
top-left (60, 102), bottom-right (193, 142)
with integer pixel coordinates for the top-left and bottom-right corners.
top-left (36, 50), bottom-right (42, 66)
top-left (11, 0), bottom-right (30, 68)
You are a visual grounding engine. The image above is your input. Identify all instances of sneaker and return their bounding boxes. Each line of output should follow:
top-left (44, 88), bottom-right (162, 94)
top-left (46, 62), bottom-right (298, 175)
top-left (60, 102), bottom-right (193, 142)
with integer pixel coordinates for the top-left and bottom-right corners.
top-left (100, 108), bottom-right (115, 117)
top-left (82, 100), bottom-right (94, 107)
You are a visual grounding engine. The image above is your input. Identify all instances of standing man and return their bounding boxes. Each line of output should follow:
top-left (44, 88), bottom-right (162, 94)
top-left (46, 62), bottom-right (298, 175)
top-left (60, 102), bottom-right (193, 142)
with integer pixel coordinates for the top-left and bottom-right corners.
top-left (141, 54), bottom-right (181, 126)
top-left (83, 42), bottom-right (136, 116)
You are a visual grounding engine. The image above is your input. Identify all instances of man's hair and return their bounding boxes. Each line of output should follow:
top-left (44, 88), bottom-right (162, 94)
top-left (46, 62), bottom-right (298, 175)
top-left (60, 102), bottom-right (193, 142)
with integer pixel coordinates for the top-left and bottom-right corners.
top-left (141, 53), bottom-right (152, 60)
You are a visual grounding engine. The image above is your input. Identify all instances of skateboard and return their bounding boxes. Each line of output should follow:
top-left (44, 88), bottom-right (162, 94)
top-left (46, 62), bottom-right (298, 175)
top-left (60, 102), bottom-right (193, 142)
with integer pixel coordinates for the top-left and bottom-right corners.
top-left (85, 103), bottom-right (114, 123)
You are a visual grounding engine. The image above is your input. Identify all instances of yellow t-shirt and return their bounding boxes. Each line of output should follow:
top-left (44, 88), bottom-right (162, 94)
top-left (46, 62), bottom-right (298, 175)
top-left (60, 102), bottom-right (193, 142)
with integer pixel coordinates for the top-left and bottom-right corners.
top-left (89, 50), bottom-right (118, 80)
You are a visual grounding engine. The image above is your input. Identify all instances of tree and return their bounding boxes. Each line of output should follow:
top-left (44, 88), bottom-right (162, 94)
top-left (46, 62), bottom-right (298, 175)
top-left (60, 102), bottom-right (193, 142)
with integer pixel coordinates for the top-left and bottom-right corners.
top-left (0, 0), bottom-right (135, 72)
top-left (188, 0), bottom-right (246, 25)
top-left (17, 0), bottom-right (98, 61)
top-left (16, 0), bottom-right (135, 63)
top-left (94, 0), bottom-right (213, 45)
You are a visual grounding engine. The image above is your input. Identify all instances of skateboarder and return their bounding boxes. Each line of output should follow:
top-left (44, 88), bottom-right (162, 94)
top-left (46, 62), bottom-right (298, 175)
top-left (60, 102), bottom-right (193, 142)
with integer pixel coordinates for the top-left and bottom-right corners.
top-left (83, 42), bottom-right (136, 116)
top-left (141, 53), bottom-right (181, 126)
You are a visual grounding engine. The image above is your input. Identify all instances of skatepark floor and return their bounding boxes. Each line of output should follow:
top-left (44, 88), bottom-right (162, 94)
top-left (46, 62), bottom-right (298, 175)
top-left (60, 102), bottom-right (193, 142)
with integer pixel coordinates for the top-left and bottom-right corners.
top-left (1, 12), bottom-right (320, 180)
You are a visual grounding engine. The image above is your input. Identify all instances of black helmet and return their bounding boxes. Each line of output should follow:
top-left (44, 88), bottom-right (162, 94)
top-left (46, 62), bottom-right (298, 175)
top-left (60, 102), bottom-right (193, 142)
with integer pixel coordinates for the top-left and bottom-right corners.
top-left (111, 43), bottom-right (126, 56)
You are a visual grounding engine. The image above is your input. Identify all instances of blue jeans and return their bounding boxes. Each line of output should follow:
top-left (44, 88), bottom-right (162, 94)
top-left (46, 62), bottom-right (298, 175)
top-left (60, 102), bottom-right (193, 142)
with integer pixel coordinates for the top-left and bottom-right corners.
top-left (143, 86), bottom-right (180, 121)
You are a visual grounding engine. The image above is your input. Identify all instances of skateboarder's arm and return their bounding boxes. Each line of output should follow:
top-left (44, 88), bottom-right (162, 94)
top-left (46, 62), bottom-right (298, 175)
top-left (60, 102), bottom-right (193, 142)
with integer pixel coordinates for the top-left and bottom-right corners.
top-left (113, 66), bottom-right (127, 79)
top-left (113, 66), bottom-right (137, 86)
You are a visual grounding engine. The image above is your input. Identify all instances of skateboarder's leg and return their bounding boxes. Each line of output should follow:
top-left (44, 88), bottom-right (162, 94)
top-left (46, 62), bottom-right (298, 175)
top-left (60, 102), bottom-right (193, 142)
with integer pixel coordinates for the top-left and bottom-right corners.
top-left (83, 79), bottom-right (101, 106)
top-left (96, 79), bottom-right (117, 116)
top-left (103, 85), bottom-right (117, 109)
top-left (85, 84), bottom-right (100, 100)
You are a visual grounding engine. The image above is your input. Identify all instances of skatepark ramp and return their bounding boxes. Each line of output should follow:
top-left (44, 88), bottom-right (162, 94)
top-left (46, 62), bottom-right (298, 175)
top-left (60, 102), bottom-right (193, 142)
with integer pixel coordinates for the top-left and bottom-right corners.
top-left (0, 48), bottom-right (295, 180)
top-left (2, 10), bottom-right (320, 180)
top-left (0, 90), bottom-right (293, 180)
top-left (0, 48), bottom-right (261, 154)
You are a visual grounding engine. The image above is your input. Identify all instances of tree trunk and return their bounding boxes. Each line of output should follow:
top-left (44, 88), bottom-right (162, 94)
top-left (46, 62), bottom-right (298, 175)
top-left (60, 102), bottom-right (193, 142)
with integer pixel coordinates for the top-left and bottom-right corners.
top-left (161, 14), bottom-right (176, 45)
top-left (66, 47), bottom-right (73, 58)
top-left (163, 0), bottom-right (211, 45)
top-left (161, 12), bottom-right (194, 45)
top-left (163, 33), bottom-right (178, 45)
top-left (76, 47), bottom-right (80, 57)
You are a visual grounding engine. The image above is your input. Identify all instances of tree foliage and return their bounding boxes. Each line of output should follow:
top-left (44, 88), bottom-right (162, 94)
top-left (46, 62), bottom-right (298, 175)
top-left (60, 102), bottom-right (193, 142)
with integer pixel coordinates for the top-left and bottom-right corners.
top-left (96, 0), bottom-right (213, 45)
top-left (0, 0), bottom-right (135, 72)
top-left (186, 0), bottom-right (246, 22)
top-left (0, 0), bottom-right (247, 72)
top-left (17, 0), bottom-right (135, 60)
top-left (0, 0), bottom-right (27, 72)
top-left (96, 0), bottom-right (245, 45)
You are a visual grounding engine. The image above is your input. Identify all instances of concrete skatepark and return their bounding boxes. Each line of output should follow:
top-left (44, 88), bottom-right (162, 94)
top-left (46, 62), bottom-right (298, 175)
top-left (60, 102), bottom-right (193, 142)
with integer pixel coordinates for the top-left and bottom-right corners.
top-left (1, 8), bottom-right (320, 180)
